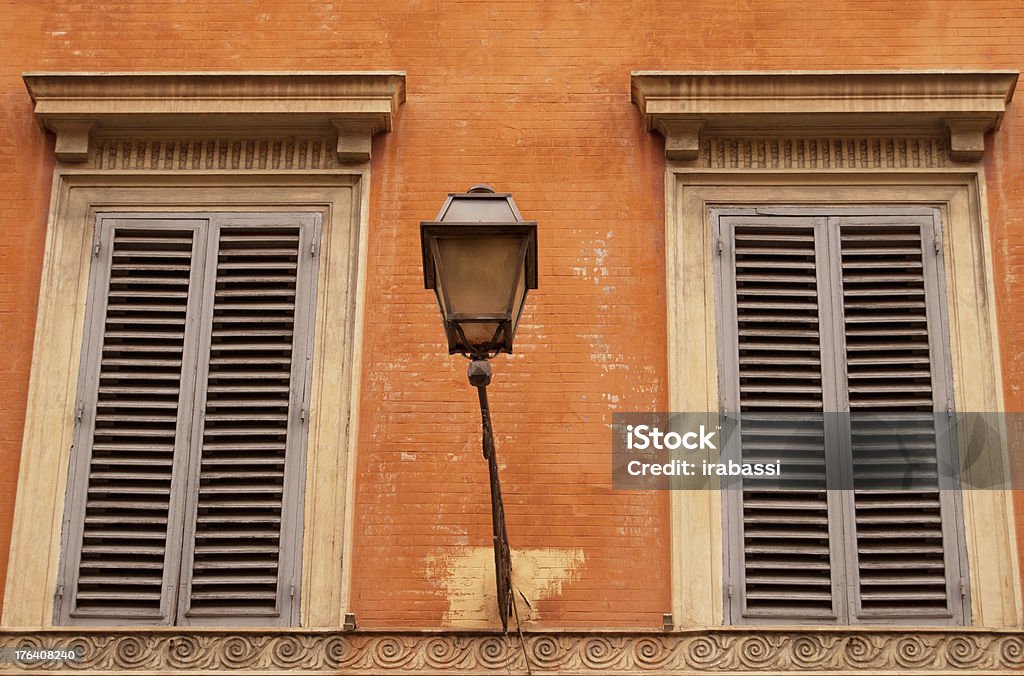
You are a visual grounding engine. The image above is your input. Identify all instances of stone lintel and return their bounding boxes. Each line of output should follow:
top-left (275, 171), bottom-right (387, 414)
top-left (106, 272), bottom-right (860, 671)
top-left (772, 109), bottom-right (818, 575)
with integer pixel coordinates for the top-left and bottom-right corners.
top-left (23, 72), bottom-right (406, 164)
top-left (632, 70), bottom-right (1018, 164)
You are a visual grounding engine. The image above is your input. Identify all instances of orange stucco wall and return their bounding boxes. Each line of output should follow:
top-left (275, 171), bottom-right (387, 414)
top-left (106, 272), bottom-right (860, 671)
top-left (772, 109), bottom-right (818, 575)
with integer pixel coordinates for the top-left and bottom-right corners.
top-left (0, 0), bottom-right (1022, 627)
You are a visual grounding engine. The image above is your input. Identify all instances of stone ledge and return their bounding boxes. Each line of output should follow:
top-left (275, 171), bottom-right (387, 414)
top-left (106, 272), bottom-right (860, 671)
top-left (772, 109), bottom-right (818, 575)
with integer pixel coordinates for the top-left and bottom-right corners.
top-left (631, 71), bottom-right (1018, 163)
top-left (22, 72), bottom-right (406, 163)
top-left (0, 627), bottom-right (1021, 674)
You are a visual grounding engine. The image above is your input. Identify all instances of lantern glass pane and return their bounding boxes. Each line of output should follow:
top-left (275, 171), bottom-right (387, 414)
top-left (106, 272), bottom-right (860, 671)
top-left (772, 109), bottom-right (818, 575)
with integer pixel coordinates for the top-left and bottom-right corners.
top-left (509, 256), bottom-right (527, 337)
top-left (435, 236), bottom-right (521, 316)
top-left (432, 283), bottom-right (448, 321)
top-left (459, 321), bottom-right (502, 347)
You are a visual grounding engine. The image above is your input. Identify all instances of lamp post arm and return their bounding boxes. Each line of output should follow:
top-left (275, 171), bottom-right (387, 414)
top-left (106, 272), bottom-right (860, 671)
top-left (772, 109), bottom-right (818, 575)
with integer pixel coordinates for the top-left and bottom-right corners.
top-left (477, 384), bottom-right (494, 461)
top-left (468, 358), bottom-right (494, 457)
top-left (467, 359), bottom-right (513, 631)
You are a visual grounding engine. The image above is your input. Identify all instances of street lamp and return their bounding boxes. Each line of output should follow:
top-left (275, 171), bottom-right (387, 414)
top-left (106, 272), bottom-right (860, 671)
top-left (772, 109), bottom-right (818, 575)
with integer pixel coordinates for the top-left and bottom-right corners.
top-left (420, 185), bottom-right (538, 359)
top-left (420, 185), bottom-right (538, 631)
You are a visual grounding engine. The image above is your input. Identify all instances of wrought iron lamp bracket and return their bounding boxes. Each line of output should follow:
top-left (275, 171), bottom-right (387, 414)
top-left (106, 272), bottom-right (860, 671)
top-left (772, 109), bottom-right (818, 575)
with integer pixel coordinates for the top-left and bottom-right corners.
top-left (468, 358), bottom-right (514, 631)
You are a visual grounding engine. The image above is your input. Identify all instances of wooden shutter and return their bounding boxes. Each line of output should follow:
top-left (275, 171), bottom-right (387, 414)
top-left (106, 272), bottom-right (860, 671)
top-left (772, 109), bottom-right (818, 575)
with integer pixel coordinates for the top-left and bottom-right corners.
top-left (717, 209), bottom-right (967, 625)
top-left (177, 215), bottom-right (318, 625)
top-left (59, 213), bottom-right (319, 626)
top-left (59, 219), bottom-right (207, 624)
top-left (718, 215), bottom-right (841, 621)
top-left (835, 216), bottom-right (965, 622)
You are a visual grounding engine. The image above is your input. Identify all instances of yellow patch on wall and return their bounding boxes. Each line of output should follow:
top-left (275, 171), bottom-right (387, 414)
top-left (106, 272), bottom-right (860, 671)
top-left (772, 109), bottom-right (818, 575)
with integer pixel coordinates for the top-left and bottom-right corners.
top-left (425, 547), bottom-right (585, 628)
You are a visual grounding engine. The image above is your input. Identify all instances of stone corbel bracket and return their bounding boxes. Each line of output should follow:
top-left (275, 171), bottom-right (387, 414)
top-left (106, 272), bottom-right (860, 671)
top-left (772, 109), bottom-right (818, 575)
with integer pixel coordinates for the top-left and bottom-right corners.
top-left (631, 70), bottom-right (1018, 163)
top-left (23, 71), bottom-right (406, 164)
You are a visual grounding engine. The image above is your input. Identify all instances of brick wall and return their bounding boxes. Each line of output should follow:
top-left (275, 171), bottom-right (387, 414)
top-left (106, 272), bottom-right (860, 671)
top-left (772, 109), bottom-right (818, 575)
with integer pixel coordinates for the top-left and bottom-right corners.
top-left (0, 0), bottom-right (1021, 626)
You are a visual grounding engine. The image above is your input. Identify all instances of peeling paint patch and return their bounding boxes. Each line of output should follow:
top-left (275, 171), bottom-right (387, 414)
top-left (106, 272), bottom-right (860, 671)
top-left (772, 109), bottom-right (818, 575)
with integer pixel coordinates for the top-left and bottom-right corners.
top-left (425, 547), bottom-right (585, 628)
top-left (602, 392), bottom-right (620, 410)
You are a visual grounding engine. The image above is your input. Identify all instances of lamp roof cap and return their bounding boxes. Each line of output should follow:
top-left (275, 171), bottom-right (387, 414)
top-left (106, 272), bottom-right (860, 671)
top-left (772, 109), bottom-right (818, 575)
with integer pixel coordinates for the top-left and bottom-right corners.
top-left (434, 185), bottom-right (525, 223)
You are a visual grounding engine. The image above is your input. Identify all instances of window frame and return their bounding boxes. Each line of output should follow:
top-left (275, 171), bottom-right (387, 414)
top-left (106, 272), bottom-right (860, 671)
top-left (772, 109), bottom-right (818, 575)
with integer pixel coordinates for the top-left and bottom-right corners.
top-left (663, 175), bottom-right (1021, 629)
top-left (6, 72), bottom-right (403, 629)
top-left (4, 174), bottom-right (369, 629)
top-left (632, 70), bottom-right (1020, 630)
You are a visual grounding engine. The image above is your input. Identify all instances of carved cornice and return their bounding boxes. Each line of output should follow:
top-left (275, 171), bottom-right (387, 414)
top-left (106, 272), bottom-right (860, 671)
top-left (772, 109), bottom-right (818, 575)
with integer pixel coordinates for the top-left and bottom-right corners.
top-left (631, 71), bottom-right (1018, 163)
top-left (22, 72), bottom-right (406, 164)
top-left (1, 628), bottom-right (1022, 673)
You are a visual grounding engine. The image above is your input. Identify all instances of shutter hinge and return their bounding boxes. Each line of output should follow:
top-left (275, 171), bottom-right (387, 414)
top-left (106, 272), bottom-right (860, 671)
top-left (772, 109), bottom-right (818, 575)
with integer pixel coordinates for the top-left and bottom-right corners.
top-left (55, 584), bottom-right (63, 600)
top-left (93, 241), bottom-right (101, 257)
top-left (727, 582), bottom-right (734, 599)
top-left (300, 408), bottom-right (307, 423)
top-left (290, 585), bottom-right (296, 599)
top-left (310, 241), bottom-right (317, 257)
top-left (959, 578), bottom-right (966, 597)
top-left (75, 403), bottom-right (84, 423)
top-left (717, 238), bottom-right (724, 256)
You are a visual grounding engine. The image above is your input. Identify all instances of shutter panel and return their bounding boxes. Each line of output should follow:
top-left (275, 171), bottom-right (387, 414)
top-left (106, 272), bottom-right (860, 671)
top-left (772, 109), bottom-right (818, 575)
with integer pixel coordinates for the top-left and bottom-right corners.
top-left (717, 210), bottom-right (965, 625)
top-left (836, 217), bottom-right (962, 621)
top-left (60, 212), bottom-right (318, 627)
top-left (719, 216), bottom-right (840, 621)
top-left (178, 215), bottom-right (319, 624)
top-left (61, 220), bottom-right (206, 624)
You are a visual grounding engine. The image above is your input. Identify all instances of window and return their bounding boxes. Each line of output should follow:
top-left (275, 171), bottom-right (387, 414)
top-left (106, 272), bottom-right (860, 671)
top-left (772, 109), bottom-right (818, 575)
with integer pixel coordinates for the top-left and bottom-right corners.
top-left (6, 72), bottom-right (403, 629)
top-left (632, 70), bottom-right (1020, 630)
top-left (714, 208), bottom-right (967, 624)
top-left (57, 213), bottom-right (320, 626)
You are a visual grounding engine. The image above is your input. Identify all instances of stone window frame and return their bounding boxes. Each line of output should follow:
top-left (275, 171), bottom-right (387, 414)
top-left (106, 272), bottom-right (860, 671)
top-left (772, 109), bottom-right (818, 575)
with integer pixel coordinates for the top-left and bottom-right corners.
top-left (631, 70), bottom-right (1023, 629)
top-left (3, 72), bottom-right (405, 628)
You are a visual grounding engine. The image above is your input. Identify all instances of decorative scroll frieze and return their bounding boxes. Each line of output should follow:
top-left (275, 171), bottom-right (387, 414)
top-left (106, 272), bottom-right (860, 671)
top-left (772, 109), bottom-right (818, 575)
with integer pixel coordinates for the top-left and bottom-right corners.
top-left (1, 628), bottom-right (1022, 673)
top-left (700, 135), bottom-right (952, 170)
top-left (89, 135), bottom-right (340, 171)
